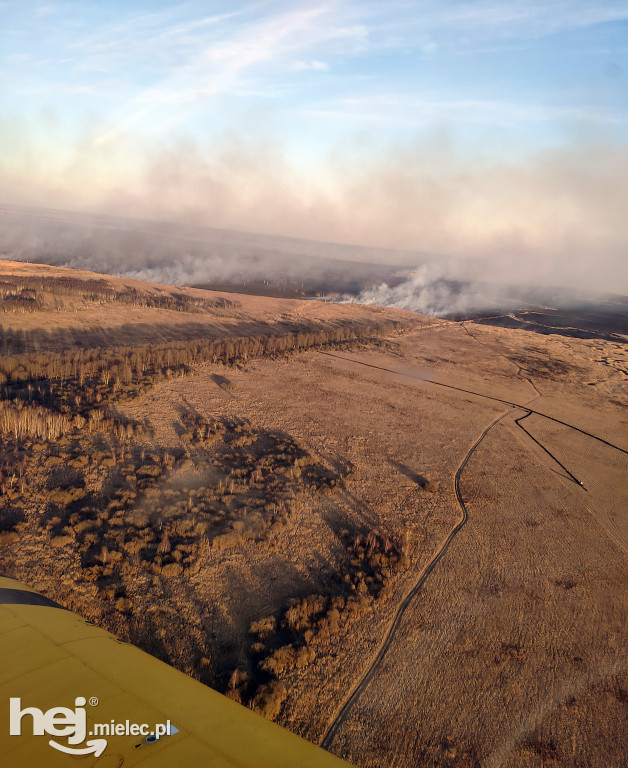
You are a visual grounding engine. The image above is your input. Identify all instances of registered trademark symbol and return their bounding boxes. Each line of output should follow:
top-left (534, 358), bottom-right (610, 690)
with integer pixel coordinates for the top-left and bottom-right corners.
top-left (89, 697), bottom-right (98, 707)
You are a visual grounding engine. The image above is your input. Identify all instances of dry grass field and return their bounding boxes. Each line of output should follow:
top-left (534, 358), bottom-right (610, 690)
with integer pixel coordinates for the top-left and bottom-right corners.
top-left (0, 261), bottom-right (626, 767)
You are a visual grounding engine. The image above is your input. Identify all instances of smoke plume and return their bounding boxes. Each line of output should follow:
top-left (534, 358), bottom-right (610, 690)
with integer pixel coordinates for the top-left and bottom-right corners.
top-left (0, 118), bottom-right (626, 308)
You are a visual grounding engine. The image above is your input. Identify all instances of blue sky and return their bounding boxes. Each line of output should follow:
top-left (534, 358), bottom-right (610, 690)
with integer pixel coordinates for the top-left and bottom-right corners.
top-left (2, 1), bottom-right (626, 157)
top-left (1, 1), bottom-right (627, 288)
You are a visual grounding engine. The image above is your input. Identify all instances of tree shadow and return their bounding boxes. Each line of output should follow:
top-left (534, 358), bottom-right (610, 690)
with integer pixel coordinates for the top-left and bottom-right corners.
top-left (388, 459), bottom-right (429, 489)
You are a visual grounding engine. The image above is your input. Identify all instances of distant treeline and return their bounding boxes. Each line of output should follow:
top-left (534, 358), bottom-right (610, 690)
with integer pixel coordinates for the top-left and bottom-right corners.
top-left (0, 275), bottom-right (236, 314)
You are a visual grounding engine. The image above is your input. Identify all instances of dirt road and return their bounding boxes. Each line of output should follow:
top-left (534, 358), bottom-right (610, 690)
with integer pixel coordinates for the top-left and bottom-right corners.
top-left (321, 408), bottom-right (512, 749)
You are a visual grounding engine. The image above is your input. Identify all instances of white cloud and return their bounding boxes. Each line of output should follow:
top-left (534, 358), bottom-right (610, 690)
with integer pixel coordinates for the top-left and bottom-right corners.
top-left (292, 59), bottom-right (329, 71)
top-left (9, 0), bottom-right (627, 142)
top-left (434, 1), bottom-right (628, 38)
top-left (304, 94), bottom-right (628, 129)
top-left (92, 131), bottom-right (117, 147)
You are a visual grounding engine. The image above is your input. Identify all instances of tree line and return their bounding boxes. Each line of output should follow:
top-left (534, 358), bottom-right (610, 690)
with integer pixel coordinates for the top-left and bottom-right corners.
top-left (0, 274), bottom-right (236, 314)
top-left (0, 319), bottom-right (406, 387)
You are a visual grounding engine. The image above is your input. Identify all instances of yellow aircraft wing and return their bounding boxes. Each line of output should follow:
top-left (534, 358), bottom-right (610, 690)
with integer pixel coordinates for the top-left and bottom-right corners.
top-left (0, 576), bottom-right (351, 767)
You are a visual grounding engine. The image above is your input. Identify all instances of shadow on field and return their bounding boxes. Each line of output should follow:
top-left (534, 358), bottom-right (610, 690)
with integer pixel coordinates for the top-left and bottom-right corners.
top-left (389, 459), bottom-right (429, 489)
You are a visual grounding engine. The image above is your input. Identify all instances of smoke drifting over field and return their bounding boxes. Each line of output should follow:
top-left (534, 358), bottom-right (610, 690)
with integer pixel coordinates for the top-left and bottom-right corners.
top-left (0, 132), bottom-right (626, 313)
top-left (0, 204), bottom-right (423, 294)
top-left (342, 264), bottom-right (501, 317)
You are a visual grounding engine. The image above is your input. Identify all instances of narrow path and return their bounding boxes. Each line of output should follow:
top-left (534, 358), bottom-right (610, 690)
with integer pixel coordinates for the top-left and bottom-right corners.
top-left (318, 351), bottom-right (628, 456)
top-left (514, 411), bottom-right (585, 488)
top-left (320, 409), bottom-right (511, 750)
top-left (460, 322), bottom-right (542, 399)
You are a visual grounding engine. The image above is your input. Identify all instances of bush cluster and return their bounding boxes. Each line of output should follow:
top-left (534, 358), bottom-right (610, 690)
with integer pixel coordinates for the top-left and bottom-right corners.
top-left (227, 529), bottom-right (410, 718)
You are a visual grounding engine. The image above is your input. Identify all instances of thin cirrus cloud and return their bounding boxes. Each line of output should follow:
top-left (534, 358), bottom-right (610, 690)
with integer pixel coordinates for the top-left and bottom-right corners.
top-left (3, 2), bottom-right (626, 131)
top-left (61, 4), bottom-right (368, 140)
top-left (304, 96), bottom-right (628, 133)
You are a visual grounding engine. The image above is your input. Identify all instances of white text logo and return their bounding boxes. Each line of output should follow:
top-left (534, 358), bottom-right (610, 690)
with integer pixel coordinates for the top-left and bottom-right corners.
top-left (9, 697), bottom-right (175, 757)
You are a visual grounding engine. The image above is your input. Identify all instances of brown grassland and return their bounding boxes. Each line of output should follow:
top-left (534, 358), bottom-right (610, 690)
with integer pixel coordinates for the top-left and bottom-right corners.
top-left (0, 260), bottom-right (626, 767)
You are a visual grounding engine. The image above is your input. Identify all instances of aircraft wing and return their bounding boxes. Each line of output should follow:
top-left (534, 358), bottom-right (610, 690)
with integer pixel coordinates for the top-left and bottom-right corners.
top-left (0, 576), bottom-right (351, 767)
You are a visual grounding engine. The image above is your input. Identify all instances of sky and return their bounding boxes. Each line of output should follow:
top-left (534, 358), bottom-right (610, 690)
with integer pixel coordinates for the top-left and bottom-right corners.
top-left (1, 1), bottom-right (627, 291)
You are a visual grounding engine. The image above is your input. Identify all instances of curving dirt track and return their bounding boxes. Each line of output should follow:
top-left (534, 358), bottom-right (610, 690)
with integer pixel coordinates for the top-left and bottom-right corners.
top-left (316, 341), bottom-right (626, 760)
top-left (320, 408), bottom-right (511, 750)
top-left (319, 338), bottom-right (620, 755)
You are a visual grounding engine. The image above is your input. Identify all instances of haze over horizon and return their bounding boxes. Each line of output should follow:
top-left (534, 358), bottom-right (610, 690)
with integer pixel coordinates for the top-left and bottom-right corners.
top-left (1, 1), bottom-right (627, 294)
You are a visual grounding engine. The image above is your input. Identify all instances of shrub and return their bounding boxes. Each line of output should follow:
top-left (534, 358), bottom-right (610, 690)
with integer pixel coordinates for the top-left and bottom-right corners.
top-left (161, 563), bottom-right (183, 577)
top-left (260, 645), bottom-right (296, 676)
top-left (115, 597), bottom-right (132, 613)
top-left (249, 615), bottom-right (276, 639)
top-left (252, 681), bottom-right (287, 721)
top-left (212, 532), bottom-right (244, 549)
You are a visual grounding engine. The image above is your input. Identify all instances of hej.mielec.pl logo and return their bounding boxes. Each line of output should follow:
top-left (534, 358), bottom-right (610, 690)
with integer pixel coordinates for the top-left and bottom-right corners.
top-left (9, 696), bottom-right (174, 757)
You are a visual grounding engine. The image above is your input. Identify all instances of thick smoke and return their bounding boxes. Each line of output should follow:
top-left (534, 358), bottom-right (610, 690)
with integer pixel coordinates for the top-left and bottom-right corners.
top-left (340, 261), bottom-right (603, 318)
top-left (0, 205), bottom-right (425, 289)
top-left (342, 263), bottom-right (503, 317)
top-left (0, 120), bottom-right (626, 308)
